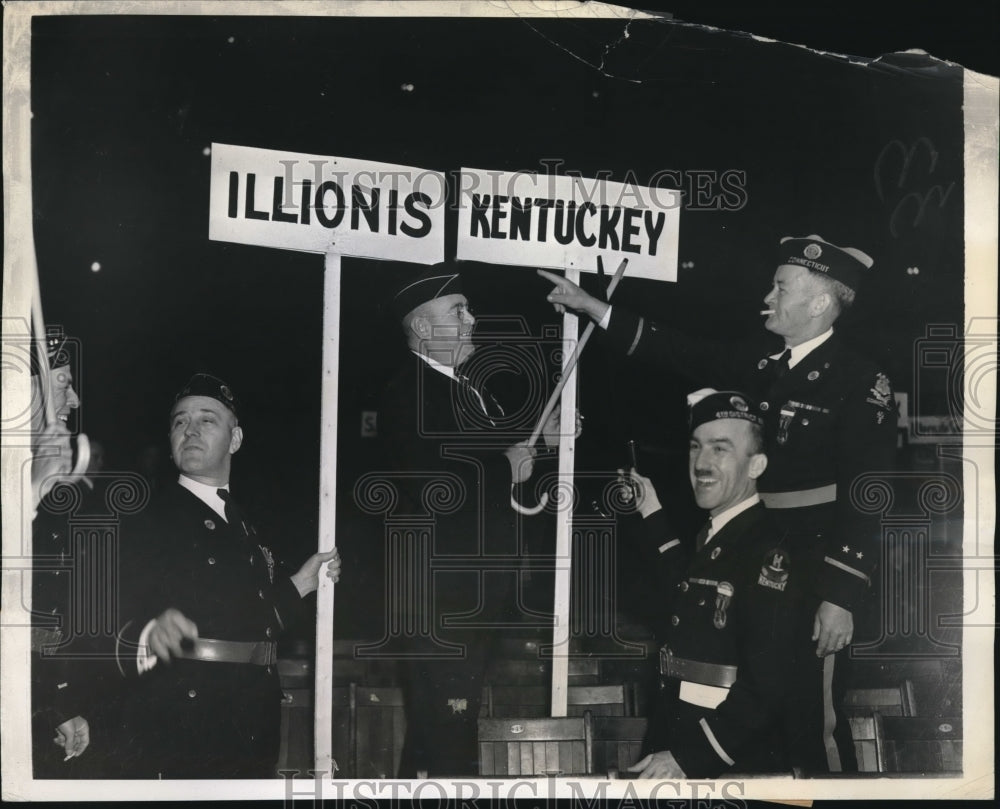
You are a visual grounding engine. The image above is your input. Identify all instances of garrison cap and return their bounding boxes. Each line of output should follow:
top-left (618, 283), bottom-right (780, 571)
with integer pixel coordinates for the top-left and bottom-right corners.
top-left (778, 234), bottom-right (873, 292)
top-left (391, 263), bottom-right (463, 321)
top-left (31, 326), bottom-right (75, 375)
top-left (173, 373), bottom-right (238, 417)
top-left (687, 388), bottom-right (764, 431)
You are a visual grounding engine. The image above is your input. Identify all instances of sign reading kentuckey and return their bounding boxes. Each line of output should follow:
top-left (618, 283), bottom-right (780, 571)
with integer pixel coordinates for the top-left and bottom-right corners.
top-left (209, 143), bottom-right (446, 264)
top-left (456, 168), bottom-right (681, 280)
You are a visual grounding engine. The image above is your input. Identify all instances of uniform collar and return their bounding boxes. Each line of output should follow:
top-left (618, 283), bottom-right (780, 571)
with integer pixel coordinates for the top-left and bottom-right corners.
top-left (773, 328), bottom-right (833, 369)
top-left (708, 494), bottom-right (760, 538)
top-left (412, 350), bottom-right (459, 382)
top-left (178, 474), bottom-right (228, 520)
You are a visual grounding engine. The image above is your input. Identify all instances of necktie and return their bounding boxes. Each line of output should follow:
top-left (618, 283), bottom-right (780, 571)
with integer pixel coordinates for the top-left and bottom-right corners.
top-left (217, 488), bottom-right (250, 537)
top-left (456, 374), bottom-right (505, 421)
top-left (696, 518), bottom-right (714, 550)
top-left (773, 348), bottom-right (792, 379)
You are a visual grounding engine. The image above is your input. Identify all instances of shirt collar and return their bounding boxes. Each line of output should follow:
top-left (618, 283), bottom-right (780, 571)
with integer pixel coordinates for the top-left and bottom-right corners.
top-left (412, 350), bottom-right (460, 381)
top-left (773, 328), bottom-right (833, 369)
top-left (709, 493), bottom-right (760, 536)
top-left (178, 474), bottom-right (228, 520)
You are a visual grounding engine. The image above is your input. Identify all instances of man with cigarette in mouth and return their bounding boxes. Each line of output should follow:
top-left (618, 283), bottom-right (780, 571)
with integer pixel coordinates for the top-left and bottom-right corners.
top-left (540, 235), bottom-right (897, 773)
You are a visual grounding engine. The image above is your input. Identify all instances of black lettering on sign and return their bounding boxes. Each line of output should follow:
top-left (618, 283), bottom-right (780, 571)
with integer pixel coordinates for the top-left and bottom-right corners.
top-left (553, 200), bottom-right (576, 246)
top-left (509, 197), bottom-right (533, 241)
top-left (299, 179), bottom-right (312, 226)
top-left (314, 180), bottom-right (345, 229)
top-left (387, 188), bottom-right (399, 236)
top-left (598, 205), bottom-right (620, 250)
top-left (401, 192), bottom-right (431, 238)
top-left (491, 195), bottom-right (509, 239)
top-left (470, 193), bottom-right (490, 238)
top-left (351, 185), bottom-right (380, 233)
top-left (621, 208), bottom-right (641, 254)
top-left (244, 173), bottom-right (269, 221)
top-left (227, 172), bottom-right (239, 218)
top-left (271, 176), bottom-right (297, 224)
top-left (533, 198), bottom-right (554, 243)
top-left (644, 210), bottom-right (665, 256)
top-left (575, 202), bottom-right (596, 247)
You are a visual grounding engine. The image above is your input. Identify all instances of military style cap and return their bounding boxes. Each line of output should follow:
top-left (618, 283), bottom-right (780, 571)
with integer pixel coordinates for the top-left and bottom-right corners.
top-left (174, 373), bottom-right (238, 416)
top-left (31, 325), bottom-right (75, 375)
top-left (687, 388), bottom-right (764, 431)
top-left (778, 234), bottom-right (873, 291)
top-left (391, 262), bottom-right (463, 321)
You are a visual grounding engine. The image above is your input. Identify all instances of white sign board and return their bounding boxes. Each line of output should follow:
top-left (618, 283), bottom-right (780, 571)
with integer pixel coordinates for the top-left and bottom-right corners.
top-left (209, 143), bottom-right (446, 264)
top-left (456, 167), bottom-right (681, 280)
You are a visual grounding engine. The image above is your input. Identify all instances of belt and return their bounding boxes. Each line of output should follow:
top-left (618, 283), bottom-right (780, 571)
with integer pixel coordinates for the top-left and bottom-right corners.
top-left (760, 483), bottom-right (836, 509)
top-left (659, 647), bottom-right (737, 688)
top-left (178, 638), bottom-right (277, 666)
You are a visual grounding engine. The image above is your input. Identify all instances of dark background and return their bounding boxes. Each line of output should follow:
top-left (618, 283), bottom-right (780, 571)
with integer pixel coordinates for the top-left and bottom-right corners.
top-left (25, 4), bottom-right (988, 636)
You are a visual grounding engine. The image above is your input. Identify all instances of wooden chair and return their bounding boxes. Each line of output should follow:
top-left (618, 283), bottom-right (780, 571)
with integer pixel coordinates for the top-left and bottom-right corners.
top-left (591, 716), bottom-right (648, 776)
top-left (484, 685), bottom-right (548, 718)
top-left (567, 684), bottom-right (630, 717)
top-left (844, 679), bottom-right (917, 717)
top-left (874, 714), bottom-right (962, 773)
top-left (354, 686), bottom-right (406, 778)
top-left (478, 713), bottom-right (594, 777)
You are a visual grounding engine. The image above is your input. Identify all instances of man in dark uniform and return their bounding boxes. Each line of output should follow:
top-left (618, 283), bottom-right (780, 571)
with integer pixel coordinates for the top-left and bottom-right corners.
top-left (628, 389), bottom-right (803, 778)
top-left (540, 234), bottom-right (898, 772)
top-left (114, 374), bottom-right (340, 778)
top-left (380, 264), bottom-right (561, 777)
top-left (29, 327), bottom-right (95, 776)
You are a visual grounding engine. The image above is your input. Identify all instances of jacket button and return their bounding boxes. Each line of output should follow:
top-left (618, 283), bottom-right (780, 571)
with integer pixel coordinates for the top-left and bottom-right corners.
top-left (258, 589), bottom-right (264, 599)
top-left (208, 557), bottom-right (216, 565)
top-left (188, 690), bottom-right (197, 698)
top-left (670, 615), bottom-right (679, 626)
top-left (679, 582), bottom-right (689, 592)
top-left (265, 627), bottom-right (273, 638)
top-left (760, 401), bottom-right (770, 412)
top-left (697, 599), bottom-right (706, 606)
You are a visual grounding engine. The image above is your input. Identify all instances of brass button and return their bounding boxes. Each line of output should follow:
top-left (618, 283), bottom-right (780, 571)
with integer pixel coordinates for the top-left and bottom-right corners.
top-left (760, 401), bottom-right (770, 412)
top-left (188, 690), bottom-right (197, 698)
top-left (265, 627), bottom-right (273, 638)
top-left (670, 615), bottom-right (679, 626)
top-left (258, 589), bottom-right (265, 599)
top-left (208, 557), bottom-right (216, 565)
top-left (697, 599), bottom-right (706, 606)
top-left (679, 582), bottom-right (689, 592)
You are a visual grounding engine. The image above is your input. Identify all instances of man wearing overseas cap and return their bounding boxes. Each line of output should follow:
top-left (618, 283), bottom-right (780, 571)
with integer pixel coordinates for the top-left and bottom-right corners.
top-left (112, 374), bottom-right (341, 778)
top-left (27, 326), bottom-right (99, 776)
top-left (540, 234), bottom-right (897, 773)
top-left (626, 389), bottom-right (804, 778)
top-left (380, 263), bottom-right (565, 777)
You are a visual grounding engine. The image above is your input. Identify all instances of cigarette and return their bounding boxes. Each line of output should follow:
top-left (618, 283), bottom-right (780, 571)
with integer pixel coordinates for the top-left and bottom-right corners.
top-left (760, 309), bottom-right (775, 315)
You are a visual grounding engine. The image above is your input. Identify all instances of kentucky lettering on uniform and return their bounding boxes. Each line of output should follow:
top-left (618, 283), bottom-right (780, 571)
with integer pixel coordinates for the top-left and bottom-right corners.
top-left (226, 171), bottom-right (433, 238)
top-left (468, 193), bottom-right (667, 256)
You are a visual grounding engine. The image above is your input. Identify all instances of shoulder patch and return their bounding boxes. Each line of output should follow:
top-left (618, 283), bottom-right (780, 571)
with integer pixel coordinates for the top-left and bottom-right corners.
top-left (865, 372), bottom-right (894, 411)
top-left (758, 548), bottom-right (790, 591)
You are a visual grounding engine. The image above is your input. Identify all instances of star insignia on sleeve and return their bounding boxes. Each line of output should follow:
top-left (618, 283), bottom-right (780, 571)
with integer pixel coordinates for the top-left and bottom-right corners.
top-left (842, 545), bottom-right (850, 553)
top-left (856, 551), bottom-right (863, 559)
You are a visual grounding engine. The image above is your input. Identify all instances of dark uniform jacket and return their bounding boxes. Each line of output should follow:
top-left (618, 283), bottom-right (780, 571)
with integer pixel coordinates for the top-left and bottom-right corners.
top-left (115, 481), bottom-right (304, 778)
top-left (606, 309), bottom-right (897, 611)
top-left (379, 353), bottom-right (522, 776)
top-left (31, 478), bottom-right (125, 778)
top-left (639, 503), bottom-right (803, 777)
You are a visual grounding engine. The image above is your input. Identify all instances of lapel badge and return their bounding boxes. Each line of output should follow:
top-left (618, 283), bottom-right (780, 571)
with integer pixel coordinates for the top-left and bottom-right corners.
top-left (204, 519), bottom-right (216, 530)
top-left (710, 546), bottom-right (722, 560)
top-left (807, 370), bottom-right (819, 381)
top-left (259, 544), bottom-right (276, 583)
